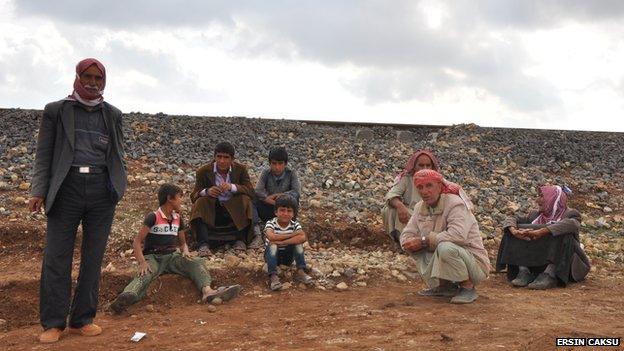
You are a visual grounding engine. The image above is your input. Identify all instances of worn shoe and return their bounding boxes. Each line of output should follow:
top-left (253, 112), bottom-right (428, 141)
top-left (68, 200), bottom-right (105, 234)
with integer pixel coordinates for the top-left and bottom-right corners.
top-left (203, 285), bottom-right (243, 303)
top-left (294, 269), bottom-right (314, 285)
top-left (511, 269), bottom-right (535, 287)
top-left (110, 292), bottom-right (137, 314)
top-left (450, 287), bottom-right (478, 304)
top-left (269, 274), bottom-right (282, 291)
top-left (232, 240), bottom-right (247, 251)
top-left (527, 273), bottom-right (557, 290)
top-left (197, 245), bottom-right (212, 257)
top-left (39, 328), bottom-right (62, 343)
top-left (68, 323), bottom-right (102, 336)
top-left (418, 283), bottom-right (459, 297)
top-left (248, 234), bottom-right (264, 250)
top-left (390, 230), bottom-right (401, 245)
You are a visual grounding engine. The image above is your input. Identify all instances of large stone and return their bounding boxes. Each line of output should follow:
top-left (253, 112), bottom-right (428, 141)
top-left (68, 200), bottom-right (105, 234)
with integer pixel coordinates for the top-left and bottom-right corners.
top-left (355, 129), bottom-right (374, 140)
top-left (396, 130), bottom-right (414, 143)
top-left (224, 254), bottom-right (241, 267)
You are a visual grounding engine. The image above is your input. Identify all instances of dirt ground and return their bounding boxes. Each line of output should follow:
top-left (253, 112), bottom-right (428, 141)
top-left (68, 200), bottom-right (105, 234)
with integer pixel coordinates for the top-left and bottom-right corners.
top-left (1, 179), bottom-right (623, 350)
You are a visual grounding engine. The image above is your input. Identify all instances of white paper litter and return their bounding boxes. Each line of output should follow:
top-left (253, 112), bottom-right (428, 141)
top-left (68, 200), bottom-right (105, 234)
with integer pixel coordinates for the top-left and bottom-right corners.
top-left (131, 332), bottom-right (147, 342)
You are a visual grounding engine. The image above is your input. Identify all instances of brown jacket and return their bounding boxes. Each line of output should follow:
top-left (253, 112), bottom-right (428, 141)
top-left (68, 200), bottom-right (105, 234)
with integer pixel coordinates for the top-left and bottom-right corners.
top-left (400, 194), bottom-right (491, 273)
top-left (190, 161), bottom-right (254, 230)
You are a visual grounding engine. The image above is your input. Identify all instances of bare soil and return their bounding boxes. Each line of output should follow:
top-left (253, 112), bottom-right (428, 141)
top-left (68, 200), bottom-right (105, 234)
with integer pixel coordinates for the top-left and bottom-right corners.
top-left (1, 182), bottom-right (623, 350)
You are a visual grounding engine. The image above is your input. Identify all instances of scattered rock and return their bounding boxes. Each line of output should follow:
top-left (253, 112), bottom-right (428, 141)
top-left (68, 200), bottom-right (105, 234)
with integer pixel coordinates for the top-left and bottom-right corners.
top-left (207, 305), bottom-right (217, 313)
top-left (224, 254), bottom-right (241, 267)
top-left (355, 129), bottom-right (374, 140)
top-left (336, 282), bottom-right (348, 290)
top-left (102, 262), bottom-right (116, 273)
top-left (145, 304), bottom-right (155, 312)
top-left (441, 333), bottom-right (453, 342)
top-left (212, 297), bottom-right (223, 305)
top-left (396, 130), bottom-right (414, 143)
top-left (596, 217), bottom-right (610, 229)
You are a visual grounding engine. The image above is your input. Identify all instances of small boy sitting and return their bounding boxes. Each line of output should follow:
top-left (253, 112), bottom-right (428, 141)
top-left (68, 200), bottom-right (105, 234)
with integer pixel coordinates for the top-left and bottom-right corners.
top-left (111, 183), bottom-right (241, 314)
top-left (264, 195), bottom-right (313, 290)
top-left (254, 146), bottom-right (301, 225)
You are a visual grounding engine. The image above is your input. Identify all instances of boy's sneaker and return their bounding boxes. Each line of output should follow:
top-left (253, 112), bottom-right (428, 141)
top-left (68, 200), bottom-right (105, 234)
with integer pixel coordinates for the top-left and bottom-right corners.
top-left (110, 292), bottom-right (136, 314)
top-left (204, 285), bottom-right (243, 303)
top-left (269, 274), bottom-right (282, 291)
top-left (294, 269), bottom-right (314, 285)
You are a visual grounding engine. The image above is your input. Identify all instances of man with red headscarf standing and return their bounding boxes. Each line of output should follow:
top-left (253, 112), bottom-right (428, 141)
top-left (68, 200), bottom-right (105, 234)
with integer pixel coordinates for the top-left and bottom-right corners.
top-left (400, 169), bottom-right (490, 304)
top-left (29, 58), bottom-right (127, 343)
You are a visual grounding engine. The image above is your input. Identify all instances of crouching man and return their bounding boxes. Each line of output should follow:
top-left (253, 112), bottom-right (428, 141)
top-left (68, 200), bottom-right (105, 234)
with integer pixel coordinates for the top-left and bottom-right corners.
top-left (400, 170), bottom-right (491, 304)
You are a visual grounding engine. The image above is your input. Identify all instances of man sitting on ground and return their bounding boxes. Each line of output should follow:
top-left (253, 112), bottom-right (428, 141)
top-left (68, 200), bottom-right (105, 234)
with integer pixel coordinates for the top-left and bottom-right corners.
top-left (190, 142), bottom-right (263, 256)
top-left (400, 170), bottom-right (490, 304)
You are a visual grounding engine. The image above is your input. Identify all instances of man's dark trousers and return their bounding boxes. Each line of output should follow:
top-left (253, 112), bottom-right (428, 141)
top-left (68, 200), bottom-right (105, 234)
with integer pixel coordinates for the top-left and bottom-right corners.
top-left (40, 171), bottom-right (117, 330)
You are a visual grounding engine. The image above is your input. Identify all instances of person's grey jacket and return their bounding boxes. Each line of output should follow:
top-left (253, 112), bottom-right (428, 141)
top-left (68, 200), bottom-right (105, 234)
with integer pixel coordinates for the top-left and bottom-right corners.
top-left (31, 99), bottom-right (127, 213)
top-left (254, 168), bottom-right (301, 202)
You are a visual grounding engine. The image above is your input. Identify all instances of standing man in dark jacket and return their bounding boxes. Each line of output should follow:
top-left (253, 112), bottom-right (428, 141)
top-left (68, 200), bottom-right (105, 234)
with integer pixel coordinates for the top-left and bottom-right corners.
top-left (28, 58), bottom-right (127, 343)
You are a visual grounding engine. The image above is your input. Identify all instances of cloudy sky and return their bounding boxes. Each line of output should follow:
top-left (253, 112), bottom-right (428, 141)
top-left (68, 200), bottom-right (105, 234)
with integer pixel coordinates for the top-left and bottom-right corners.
top-left (1, 0), bottom-right (624, 132)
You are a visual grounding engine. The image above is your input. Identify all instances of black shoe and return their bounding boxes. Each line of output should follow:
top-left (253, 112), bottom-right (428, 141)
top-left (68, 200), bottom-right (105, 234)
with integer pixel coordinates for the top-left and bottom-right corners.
top-left (390, 230), bottom-right (401, 244)
top-left (511, 269), bottom-right (535, 287)
top-left (110, 292), bottom-right (136, 314)
top-left (527, 273), bottom-right (557, 290)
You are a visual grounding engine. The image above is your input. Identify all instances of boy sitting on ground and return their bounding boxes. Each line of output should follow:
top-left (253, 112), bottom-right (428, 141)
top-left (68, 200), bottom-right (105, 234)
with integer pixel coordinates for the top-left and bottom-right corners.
top-left (264, 195), bottom-right (313, 290)
top-left (111, 184), bottom-right (241, 313)
top-left (254, 147), bottom-right (301, 234)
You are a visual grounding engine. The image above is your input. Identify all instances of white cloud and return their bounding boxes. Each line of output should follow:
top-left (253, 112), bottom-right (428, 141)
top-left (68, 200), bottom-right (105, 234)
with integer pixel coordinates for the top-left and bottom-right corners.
top-left (1, 0), bottom-right (624, 131)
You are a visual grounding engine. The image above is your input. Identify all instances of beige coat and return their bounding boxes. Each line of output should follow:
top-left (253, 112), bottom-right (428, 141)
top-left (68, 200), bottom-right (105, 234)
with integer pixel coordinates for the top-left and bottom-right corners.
top-left (381, 176), bottom-right (422, 233)
top-left (400, 193), bottom-right (491, 273)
